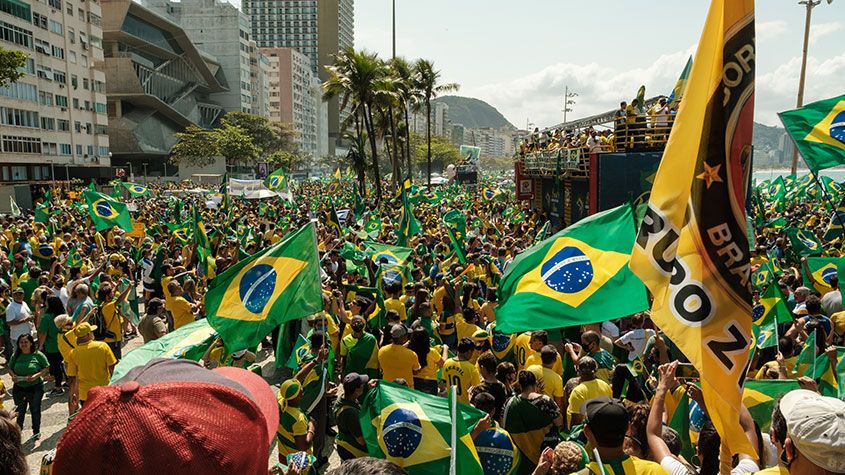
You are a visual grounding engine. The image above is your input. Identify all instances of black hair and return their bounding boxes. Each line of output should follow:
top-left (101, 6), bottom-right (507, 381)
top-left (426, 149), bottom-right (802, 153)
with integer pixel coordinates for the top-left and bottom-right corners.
top-left (517, 369), bottom-right (536, 389)
top-left (540, 345), bottom-right (557, 365)
top-left (471, 391), bottom-right (496, 415)
top-left (308, 331), bottom-right (327, 349)
top-left (805, 295), bottom-right (822, 314)
top-left (45, 294), bottom-right (66, 316)
top-left (457, 337), bottom-right (475, 355)
top-left (778, 337), bottom-right (795, 357)
top-left (328, 457), bottom-right (407, 475)
top-left (698, 420), bottom-right (721, 475)
top-left (530, 330), bottom-right (548, 345)
top-left (477, 353), bottom-right (497, 374)
top-left (408, 327), bottom-right (431, 369)
top-left (662, 426), bottom-right (682, 456)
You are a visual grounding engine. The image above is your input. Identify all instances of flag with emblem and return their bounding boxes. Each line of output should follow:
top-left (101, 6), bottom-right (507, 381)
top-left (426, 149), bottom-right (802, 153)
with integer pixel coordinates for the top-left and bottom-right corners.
top-left (34, 202), bottom-right (50, 223)
top-left (205, 222), bottom-right (321, 352)
top-left (443, 210), bottom-right (467, 264)
top-left (803, 257), bottom-right (845, 295)
top-left (397, 180), bottom-right (421, 246)
top-left (365, 214), bottom-right (382, 238)
top-left (766, 176), bottom-right (787, 210)
top-left (742, 380), bottom-right (800, 432)
top-left (751, 261), bottom-right (774, 289)
top-left (83, 190), bottom-right (133, 232)
top-left (65, 248), bottom-right (84, 268)
top-left (496, 204), bottom-right (648, 333)
top-left (360, 381), bottom-right (484, 475)
top-left (534, 221), bottom-right (551, 244)
top-left (365, 242), bottom-right (413, 267)
top-left (325, 204), bottom-right (342, 235)
top-left (808, 348), bottom-right (844, 398)
top-left (377, 264), bottom-right (410, 292)
top-left (264, 167), bottom-right (289, 191)
top-left (171, 226), bottom-right (192, 245)
top-left (824, 195), bottom-right (845, 241)
top-left (779, 94), bottom-right (845, 173)
top-left (481, 188), bottom-right (503, 202)
top-left (667, 56), bottom-right (693, 109)
top-left (629, 0), bottom-right (757, 457)
top-left (752, 284), bottom-right (791, 349)
top-left (785, 227), bottom-right (823, 257)
top-left (121, 182), bottom-right (150, 197)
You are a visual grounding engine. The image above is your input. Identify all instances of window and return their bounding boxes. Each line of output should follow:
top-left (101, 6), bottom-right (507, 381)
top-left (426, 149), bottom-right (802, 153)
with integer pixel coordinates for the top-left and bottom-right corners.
top-left (66, 2), bottom-right (72, 14)
top-left (40, 116), bottom-right (54, 130)
top-left (87, 12), bottom-right (100, 26)
top-left (0, 107), bottom-right (39, 128)
top-left (43, 142), bottom-right (57, 155)
top-left (38, 91), bottom-right (52, 106)
top-left (49, 20), bottom-right (62, 34)
top-left (83, 100), bottom-right (90, 110)
top-left (53, 71), bottom-right (65, 83)
top-left (0, 21), bottom-right (33, 48)
top-left (32, 12), bottom-right (47, 30)
top-left (75, 144), bottom-right (82, 157)
top-left (86, 145), bottom-right (92, 155)
top-left (82, 78), bottom-right (88, 90)
top-left (35, 39), bottom-right (51, 55)
top-left (0, 82), bottom-right (37, 102)
top-left (84, 122), bottom-right (91, 133)
top-left (19, 57), bottom-right (34, 75)
top-left (67, 27), bottom-right (74, 44)
top-left (93, 80), bottom-right (104, 92)
top-left (59, 143), bottom-right (71, 155)
top-left (51, 45), bottom-right (64, 59)
top-left (2, 135), bottom-right (41, 154)
top-left (94, 124), bottom-right (106, 134)
top-left (94, 102), bottom-right (105, 113)
top-left (57, 119), bottom-right (69, 131)
top-left (89, 35), bottom-right (100, 47)
top-left (48, 0), bottom-right (61, 9)
top-left (0, 0), bottom-right (31, 21)
top-left (97, 146), bottom-right (107, 156)
top-left (72, 98), bottom-right (78, 109)
top-left (73, 120), bottom-right (80, 132)
top-left (55, 95), bottom-right (67, 107)
top-left (68, 51), bottom-right (76, 63)
top-left (10, 165), bottom-right (27, 180)
top-left (80, 55), bottom-right (87, 67)
top-left (77, 8), bottom-right (83, 19)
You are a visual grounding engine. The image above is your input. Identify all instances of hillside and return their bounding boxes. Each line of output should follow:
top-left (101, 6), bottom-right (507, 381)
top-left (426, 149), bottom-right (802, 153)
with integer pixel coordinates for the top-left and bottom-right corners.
top-left (752, 121), bottom-right (784, 155)
top-left (432, 96), bottom-right (516, 130)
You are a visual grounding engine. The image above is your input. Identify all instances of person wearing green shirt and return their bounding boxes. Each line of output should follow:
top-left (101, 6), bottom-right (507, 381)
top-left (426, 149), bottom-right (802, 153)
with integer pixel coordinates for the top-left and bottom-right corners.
top-left (37, 295), bottom-right (67, 394)
top-left (294, 332), bottom-right (330, 469)
top-left (18, 266), bottom-right (41, 307)
top-left (8, 333), bottom-right (49, 438)
top-left (339, 316), bottom-right (379, 380)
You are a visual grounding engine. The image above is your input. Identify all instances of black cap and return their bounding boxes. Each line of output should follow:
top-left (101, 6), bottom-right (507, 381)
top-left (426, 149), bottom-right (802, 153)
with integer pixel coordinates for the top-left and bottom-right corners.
top-left (342, 372), bottom-right (369, 395)
top-left (583, 396), bottom-right (629, 447)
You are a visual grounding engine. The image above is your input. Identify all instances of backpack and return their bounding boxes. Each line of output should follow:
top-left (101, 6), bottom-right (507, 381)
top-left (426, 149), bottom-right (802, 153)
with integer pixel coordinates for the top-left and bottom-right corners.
top-left (90, 304), bottom-right (116, 341)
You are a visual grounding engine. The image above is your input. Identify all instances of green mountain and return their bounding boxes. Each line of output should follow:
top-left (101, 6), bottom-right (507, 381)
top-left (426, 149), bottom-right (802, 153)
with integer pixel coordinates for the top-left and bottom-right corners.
top-left (432, 96), bottom-right (516, 130)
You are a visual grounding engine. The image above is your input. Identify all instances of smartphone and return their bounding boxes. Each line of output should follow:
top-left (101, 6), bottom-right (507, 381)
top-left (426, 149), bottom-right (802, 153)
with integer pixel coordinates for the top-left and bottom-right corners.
top-left (676, 363), bottom-right (700, 380)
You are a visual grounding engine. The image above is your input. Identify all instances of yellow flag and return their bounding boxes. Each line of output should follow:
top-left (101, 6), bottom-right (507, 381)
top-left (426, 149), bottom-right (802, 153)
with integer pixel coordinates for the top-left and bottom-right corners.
top-left (629, 0), bottom-right (756, 457)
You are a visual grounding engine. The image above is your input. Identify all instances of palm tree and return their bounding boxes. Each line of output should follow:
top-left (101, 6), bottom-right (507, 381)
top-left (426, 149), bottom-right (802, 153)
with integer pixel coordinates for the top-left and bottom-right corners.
top-left (414, 59), bottom-right (458, 188)
top-left (388, 57), bottom-right (421, 180)
top-left (323, 48), bottom-right (393, 203)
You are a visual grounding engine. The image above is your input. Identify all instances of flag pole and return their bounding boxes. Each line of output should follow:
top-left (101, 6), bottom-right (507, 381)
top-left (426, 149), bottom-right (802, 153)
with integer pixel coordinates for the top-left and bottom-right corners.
top-left (449, 385), bottom-right (457, 475)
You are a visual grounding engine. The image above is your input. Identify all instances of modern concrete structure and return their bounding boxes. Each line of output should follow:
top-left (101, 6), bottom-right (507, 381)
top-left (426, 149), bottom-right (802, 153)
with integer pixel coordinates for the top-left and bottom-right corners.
top-left (249, 40), bottom-right (270, 118)
top-left (0, 0), bottom-right (111, 185)
top-left (144, 0), bottom-right (263, 115)
top-left (409, 101), bottom-right (449, 137)
top-left (101, 0), bottom-right (226, 177)
top-left (262, 47), bottom-right (326, 159)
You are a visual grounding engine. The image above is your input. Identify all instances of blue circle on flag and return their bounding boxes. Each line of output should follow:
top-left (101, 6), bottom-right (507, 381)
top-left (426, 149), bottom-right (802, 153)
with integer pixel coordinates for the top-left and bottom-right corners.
top-left (540, 246), bottom-right (593, 294)
top-left (375, 253), bottom-right (398, 265)
top-left (239, 263), bottom-right (277, 314)
top-left (751, 304), bottom-right (764, 321)
top-left (38, 244), bottom-right (54, 258)
top-left (382, 408), bottom-right (423, 458)
top-left (269, 176), bottom-right (280, 188)
top-left (132, 185), bottom-right (145, 193)
top-left (94, 200), bottom-right (118, 219)
top-left (821, 266), bottom-right (838, 285)
top-left (474, 428), bottom-right (517, 475)
top-left (382, 269), bottom-right (402, 287)
top-left (756, 331), bottom-right (767, 347)
top-left (484, 189), bottom-right (495, 199)
top-left (769, 184), bottom-right (779, 196)
top-left (831, 111), bottom-right (845, 145)
top-left (798, 230), bottom-right (818, 250)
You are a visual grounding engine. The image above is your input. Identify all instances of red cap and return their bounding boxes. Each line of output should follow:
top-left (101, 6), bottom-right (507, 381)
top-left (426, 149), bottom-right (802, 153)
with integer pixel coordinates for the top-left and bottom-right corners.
top-left (53, 358), bottom-right (279, 475)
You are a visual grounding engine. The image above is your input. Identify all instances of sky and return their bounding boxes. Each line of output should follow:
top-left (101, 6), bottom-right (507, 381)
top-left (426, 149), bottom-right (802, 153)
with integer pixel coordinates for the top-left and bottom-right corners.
top-left (349, 0), bottom-right (844, 129)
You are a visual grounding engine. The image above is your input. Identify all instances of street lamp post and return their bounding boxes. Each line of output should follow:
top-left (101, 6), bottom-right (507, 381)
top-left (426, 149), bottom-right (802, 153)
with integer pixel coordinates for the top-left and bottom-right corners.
top-left (791, 0), bottom-right (834, 175)
top-left (562, 86), bottom-right (578, 126)
top-left (392, 0), bottom-right (396, 59)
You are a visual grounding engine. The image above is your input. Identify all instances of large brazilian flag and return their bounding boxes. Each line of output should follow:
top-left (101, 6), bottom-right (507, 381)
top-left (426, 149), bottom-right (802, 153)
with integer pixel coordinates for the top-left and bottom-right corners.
top-left (360, 381), bottom-right (485, 475)
top-left (364, 241), bottom-right (413, 266)
top-left (205, 222), bottom-right (321, 351)
top-left (779, 94), bottom-right (845, 173)
top-left (742, 380), bottom-right (799, 432)
top-left (803, 256), bottom-right (845, 295)
top-left (82, 189), bottom-right (133, 232)
top-left (495, 204), bottom-right (648, 333)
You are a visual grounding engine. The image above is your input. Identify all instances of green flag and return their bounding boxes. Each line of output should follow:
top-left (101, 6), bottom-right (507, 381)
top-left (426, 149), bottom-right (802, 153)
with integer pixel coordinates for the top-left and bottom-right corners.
top-left (397, 179), bottom-right (421, 246)
top-left (110, 319), bottom-right (218, 382)
top-left (495, 204), bottom-right (649, 333)
top-left (325, 204), bottom-right (342, 235)
top-left (365, 214), bottom-right (382, 238)
top-left (743, 379), bottom-right (800, 432)
top-left (824, 195), bottom-right (845, 241)
top-left (667, 389), bottom-right (695, 461)
top-left (808, 348), bottom-right (844, 398)
top-left (205, 223), bottom-right (322, 352)
top-left (34, 202), bottom-right (50, 223)
top-left (778, 95), bottom-right (845, 173)
top-left (534, 221), bottom-right (551, 244)
top-left (667, 56), bottom-right (692, 109)
top-left (751, 284), bottom-right (791, 349)
top-left (264, 167), bottom-right (289, 191)
top-left (364, 242), bottom-right (413, 267)
top-left (193, 205), bottom-right (213, 279)
top-left (784, 227), bottom-right (823, 257)
top-left (83, 190), bottom-right (133, 232)
top-left (360, 381), bottom-right (484, 475)
top-left (794, 330), bottom-right (818, 377)
top-left (66, 248), bottom-right (84, 268)
top-left (803, 257), bottom-right (845, 294)
top-left (121, 182), bottom-right (150, 197)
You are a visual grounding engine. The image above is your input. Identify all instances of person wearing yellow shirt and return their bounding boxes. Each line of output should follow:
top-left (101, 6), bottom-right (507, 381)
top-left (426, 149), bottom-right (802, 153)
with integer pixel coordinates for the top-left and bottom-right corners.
top-left (166, 280), bottom-right (197, 331)
top-left (754, 338), bottom-right (798, 379)
top-left (97, 282), bottom-right (132, 360)
top-left (513, 332), bottom-right (533, 371)
top-left (66, 322), bottom-right (117, 412)
top-left (408, 326), bottom-right (448, 395)
top-left (276, 379), bottom-right (315, 459)
top-left (527, 345), bottom-right (565, 414)
top-left (455, 308), bottom-right (484, 343)
top-left (442, 337), bottom-right (481, 404)
top-left (383, 283), bottom-right (407, 322)
top-left (567, 356), bottom-right (612, 426)
top-left (524, 330), bottom-right (564, 375)
top-left (377, 325), bottom-right (420, 389)
top-left (160, 264), bottom-right (191, 313)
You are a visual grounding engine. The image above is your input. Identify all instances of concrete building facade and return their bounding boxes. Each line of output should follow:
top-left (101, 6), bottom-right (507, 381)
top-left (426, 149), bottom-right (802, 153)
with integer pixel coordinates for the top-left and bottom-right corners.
top-left (262, 47), bottom-right (325, 159)
top-left (0, 0), bottom-right (111, 184)
top-left (409, 101), bottom-right (449, 137)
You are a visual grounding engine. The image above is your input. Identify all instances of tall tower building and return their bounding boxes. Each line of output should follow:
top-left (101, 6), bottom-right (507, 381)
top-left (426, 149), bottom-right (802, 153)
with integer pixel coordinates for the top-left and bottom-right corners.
top-left (243, 0), bottom-right (353, 154)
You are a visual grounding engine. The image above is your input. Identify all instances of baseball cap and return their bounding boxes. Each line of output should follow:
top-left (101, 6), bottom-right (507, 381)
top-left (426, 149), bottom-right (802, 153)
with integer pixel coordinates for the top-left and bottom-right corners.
top-left (390, 324), bottom-right (408, 339)
top-left (583, 396), bottom-right (629, 447)
top-left (12, 286), bottom-right (23, 294)
top-left (53, 358), bottom-right (279, 475)
top-left (74, 322), bottom-right (97, 338)
top-left (342, 372), bottom-right (369, 395)
top-left (779, 389), bottom-right (845, 472)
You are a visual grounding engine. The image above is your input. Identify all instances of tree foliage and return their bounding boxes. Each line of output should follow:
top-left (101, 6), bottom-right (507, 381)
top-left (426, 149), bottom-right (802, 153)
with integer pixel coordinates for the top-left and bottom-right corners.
top-left (220, 112), bottom-right (298, 156)
top-left (0, 48), bottom-right (26, 88)
top-left (409, 133), bottom-right (461, 172)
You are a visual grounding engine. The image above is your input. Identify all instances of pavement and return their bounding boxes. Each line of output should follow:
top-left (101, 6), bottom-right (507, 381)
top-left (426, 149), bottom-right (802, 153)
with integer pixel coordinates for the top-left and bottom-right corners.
top-left (1, 332), bottom-right (342, 474)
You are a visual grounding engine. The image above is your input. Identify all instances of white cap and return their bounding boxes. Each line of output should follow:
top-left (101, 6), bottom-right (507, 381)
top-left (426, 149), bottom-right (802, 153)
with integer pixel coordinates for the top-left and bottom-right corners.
top-left (779, 389), bottom-right (845, 472)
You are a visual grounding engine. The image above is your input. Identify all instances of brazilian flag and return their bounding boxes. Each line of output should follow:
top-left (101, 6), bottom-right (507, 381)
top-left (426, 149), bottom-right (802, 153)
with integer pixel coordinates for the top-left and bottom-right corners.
top-left (360, 381), bottom-right (484, 475)
top-left (764, 216), bottom-right (787, 229)
top-left (808, 348), bottom-right (845, 398)
top-left (824, 195), bottom-right (845, 241)
top-left (325, 204), bottom-right (342, 235)
top-left (65, 248), bottom-right (84, 268)
top-left (667, 388), bottom-right (695, 461)
top-left (803, 257), bottom-right (845, 295)
top-left (365, 242), bottom-right (413, 267)
top-left (766, 176), bottom-right (786, 204)
top-left (34, 202), bottom-right (50, 223)
top-left (193, 205), bottom-right (214, 279)
top-left (752, 283), bottom-right (791, 349)
top-left (778, 94), bottom-right (845, 173)
top-left (264, 167), bottom-right (289, 191)
top-left (534, 221), bottom-right (551, 244)
top-left (751, 261), bottom-right (775, 289)
top-left (495, 204), bottom-right (649, 333)
top-left (742, 380), bottom-right (800, 432)
top-left (83, 190), bottom-right (133, 232)
top-left (377, 263), bottom-right (410, 292)
top-left (365, 215), bottom-right (382, 238)
top-left (205, 223), bottom-right (322, 351)
top-left (121, 182), bottom-right (150, 197)
top-left (481, 188), bottom-right (502, 202)
top-left (785, 227), bottom-right (823, 257)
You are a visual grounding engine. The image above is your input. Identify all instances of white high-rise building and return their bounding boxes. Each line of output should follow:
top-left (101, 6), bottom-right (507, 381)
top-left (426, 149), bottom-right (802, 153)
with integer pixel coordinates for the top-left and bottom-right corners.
top-left (0, 0), bottom-right (110, 189)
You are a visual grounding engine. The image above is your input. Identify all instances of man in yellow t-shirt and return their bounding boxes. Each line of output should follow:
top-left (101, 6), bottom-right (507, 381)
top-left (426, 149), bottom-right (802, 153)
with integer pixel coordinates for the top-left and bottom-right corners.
top-left (527, 345), bottom-right (565, 414)
top-left (167, 281), bottom-right (196, 330)
top-left (442, 337), bottom-right (481, 404)
top-left (513, 332), bottom-right (533, 371)
top-left (97, 282), bottom-right (133, 360)
top-left (66, 322), bottom-right (117, 411)
top-left (377, 325), bottom-right (420, 388)
top-left (567, 356), bottom-right (612, 426)
top-left (524, 330), bottom-right (564, 374)
top-left (276, 379), bottom-right (315, 458)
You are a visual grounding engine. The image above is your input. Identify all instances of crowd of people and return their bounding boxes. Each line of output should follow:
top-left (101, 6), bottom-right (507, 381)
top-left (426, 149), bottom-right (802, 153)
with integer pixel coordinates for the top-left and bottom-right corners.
top-left (0, 174), bottom-right (843, 475)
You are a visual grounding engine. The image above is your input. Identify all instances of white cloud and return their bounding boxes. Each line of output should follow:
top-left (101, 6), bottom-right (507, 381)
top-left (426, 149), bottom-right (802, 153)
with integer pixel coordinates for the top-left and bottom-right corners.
top-left (757, 20), bottom-right (788, 41)
top-left (809, 21), bottom-right (842, 44)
